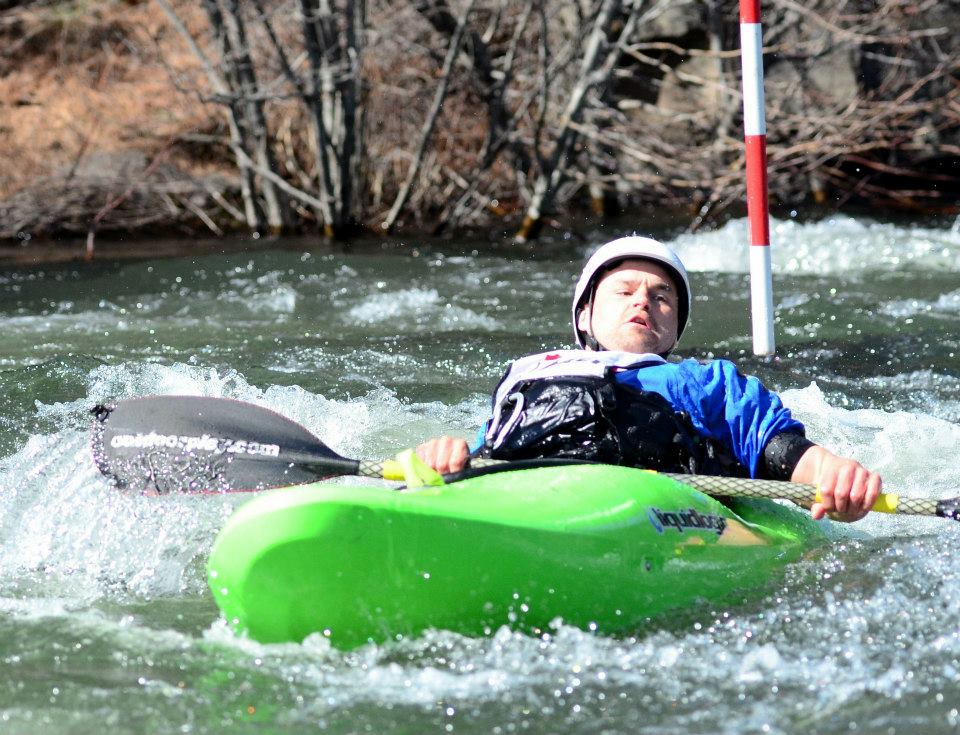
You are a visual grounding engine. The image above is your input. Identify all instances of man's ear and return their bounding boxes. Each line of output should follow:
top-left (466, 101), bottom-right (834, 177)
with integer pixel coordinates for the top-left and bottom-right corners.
top-left (576, 305), bottom-right (591, 334)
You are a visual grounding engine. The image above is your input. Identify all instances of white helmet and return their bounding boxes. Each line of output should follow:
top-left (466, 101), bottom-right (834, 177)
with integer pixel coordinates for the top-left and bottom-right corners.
top-left (572, 236), bottom-right (691, 350)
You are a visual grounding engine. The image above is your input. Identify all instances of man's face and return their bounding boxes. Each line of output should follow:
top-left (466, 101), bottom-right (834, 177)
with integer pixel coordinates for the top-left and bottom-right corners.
top-left (577, 259), bottom-right (680, 354)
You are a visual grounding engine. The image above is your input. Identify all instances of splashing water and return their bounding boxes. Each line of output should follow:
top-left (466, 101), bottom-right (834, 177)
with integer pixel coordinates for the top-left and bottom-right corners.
top-left (1, 216), bottom-right (959, 734)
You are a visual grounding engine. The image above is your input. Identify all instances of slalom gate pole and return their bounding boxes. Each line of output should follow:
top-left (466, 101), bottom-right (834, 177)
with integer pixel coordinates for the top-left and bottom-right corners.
top-left (739, 0), bottom-right (776, 356)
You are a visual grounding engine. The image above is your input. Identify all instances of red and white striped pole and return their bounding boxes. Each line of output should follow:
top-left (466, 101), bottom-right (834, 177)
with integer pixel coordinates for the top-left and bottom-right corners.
top-left (739, 0), bottom-right (775, 356)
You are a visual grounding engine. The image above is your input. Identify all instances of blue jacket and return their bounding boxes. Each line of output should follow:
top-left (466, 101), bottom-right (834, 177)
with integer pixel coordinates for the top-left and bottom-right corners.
top-left (474, 357), bottom-right (803, 478)
top-left (613, 359), bottom-right (804, 477)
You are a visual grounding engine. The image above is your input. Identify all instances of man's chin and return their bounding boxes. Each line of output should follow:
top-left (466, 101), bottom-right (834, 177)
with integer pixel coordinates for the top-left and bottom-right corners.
top-left (605, 335), bottom-right (662, 354)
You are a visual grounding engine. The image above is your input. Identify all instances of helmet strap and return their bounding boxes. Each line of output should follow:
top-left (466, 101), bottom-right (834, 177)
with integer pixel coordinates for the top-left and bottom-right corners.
top-left (584, 333), bottom-right (605, 351)
top-left (581, 301), bottom-right (607, 352)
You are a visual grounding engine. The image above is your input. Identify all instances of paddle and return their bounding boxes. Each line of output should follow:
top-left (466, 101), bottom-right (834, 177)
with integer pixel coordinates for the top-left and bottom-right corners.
top-left (90, 396), bottom-right (960, 521)
top-left (90, 395), bottom-right (582, 494)
top-left (91, 395), bottom-right (369, 495)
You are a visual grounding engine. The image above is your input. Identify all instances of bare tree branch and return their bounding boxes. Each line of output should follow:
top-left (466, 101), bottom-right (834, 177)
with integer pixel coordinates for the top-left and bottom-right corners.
top-left (382, 0), bottom-right (476, 233)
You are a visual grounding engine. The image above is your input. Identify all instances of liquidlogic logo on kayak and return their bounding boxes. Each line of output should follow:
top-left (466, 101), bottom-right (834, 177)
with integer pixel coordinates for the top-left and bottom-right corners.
top-left (647, 507), bottom-right (727, 536)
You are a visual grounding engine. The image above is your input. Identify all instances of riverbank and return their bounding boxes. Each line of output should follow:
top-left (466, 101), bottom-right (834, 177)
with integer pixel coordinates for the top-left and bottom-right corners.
top-left (7, 204), bottom-right (959, 270)
top-left (0, 236), bottom-right (265, 268)
top-left (2, 0), bottom-right (958, 249)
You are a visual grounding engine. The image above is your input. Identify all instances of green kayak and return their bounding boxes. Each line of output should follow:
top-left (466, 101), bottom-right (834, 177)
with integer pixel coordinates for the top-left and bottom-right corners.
top-left (207, 464), bottom-right (828, 648)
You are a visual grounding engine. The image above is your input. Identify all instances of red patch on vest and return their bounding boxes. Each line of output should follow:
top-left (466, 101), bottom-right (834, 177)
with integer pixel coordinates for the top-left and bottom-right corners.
top-left (544, 353), bottom-right (560, 360)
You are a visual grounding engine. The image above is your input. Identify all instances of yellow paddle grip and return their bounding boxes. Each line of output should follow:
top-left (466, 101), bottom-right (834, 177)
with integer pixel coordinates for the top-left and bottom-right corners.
top-left (380, 459), bottom-right (405, 481)
top-left (382, 450), bottom-right (445, 487)
top-left (813, 490), bottom-right (900, 514)
top-left (872, 492), bottom-right (900, 514)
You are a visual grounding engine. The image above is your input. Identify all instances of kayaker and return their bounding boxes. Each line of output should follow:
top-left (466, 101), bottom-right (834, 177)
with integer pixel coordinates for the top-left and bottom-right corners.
top-left (416, 236), bottom-right (882, 523)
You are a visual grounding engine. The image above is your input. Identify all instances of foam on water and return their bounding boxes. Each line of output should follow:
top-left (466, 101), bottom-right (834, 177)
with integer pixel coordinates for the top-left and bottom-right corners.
top-left (0, 426), bottom-right (236, 601)
top-left (882, 288), bottom-right (960, 318)
top-left (188, 538), bottom-right (960, 734)
top-left (665, 216), bottom-right (960, 275)
top-left (0, 361), bottom-right (490, 605)
top-left (3, 218), bottom-right (960, 733)
top-left (783, 383), bottom-right (960, 499)
top-left (825, 370), bottom-right (960, 423)
top-left (1, 353), bottom-right (956, 608)
top-left (59, 368), bottom-right (948, 732)
top-left (346, 287), bottom-right (501, 331)
top-left (265, 346), bottom-right (422, 377)
top-left (264, 346), bottom-right (505, 403)
top-left (2, 310), bottom-right (163, 337)
top-left (221, 270), bottom-right (299, 315)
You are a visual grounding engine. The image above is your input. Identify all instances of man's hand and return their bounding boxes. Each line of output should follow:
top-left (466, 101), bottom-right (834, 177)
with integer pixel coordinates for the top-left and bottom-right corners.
top-left (415, 436), bottom-right (470, 474)
top-left (791, 445), bottom-right (882, 522)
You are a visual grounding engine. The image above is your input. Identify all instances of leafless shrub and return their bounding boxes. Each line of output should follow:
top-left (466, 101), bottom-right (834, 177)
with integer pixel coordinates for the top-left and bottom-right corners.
top-left (3, 0), bottom-right (957, 243)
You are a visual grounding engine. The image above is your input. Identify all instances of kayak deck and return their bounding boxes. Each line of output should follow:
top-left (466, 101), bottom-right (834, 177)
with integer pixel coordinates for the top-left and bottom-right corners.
top-left (207, 465), bottom-right (827, 647)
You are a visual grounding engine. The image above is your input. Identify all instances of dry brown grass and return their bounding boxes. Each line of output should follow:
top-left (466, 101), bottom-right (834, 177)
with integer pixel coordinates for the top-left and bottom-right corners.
top-left (0, 0), bottom-right (220, 199)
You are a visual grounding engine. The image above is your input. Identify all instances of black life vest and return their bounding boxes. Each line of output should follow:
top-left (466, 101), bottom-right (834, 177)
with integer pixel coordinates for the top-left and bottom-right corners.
top-left (474, 351), bottom-right (748, 477)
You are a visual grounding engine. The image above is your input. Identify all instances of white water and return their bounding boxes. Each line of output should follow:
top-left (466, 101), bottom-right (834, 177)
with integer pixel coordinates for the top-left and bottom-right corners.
top-left (1, 215), bottom-right (959, 733)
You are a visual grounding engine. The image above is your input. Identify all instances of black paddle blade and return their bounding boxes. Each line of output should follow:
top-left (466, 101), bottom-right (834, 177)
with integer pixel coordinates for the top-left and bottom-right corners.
top-left (91, 396), bottom-right (359, 495)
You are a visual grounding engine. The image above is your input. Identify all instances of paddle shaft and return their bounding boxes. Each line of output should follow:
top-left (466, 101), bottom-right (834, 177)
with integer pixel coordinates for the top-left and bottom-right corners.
top-left (659, 473), bottom-right (955, 519)
top-left (461, 462), bottom-right (956, 520)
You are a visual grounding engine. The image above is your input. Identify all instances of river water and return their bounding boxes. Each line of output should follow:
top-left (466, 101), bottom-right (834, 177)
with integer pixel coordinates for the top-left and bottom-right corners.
top-left (1, 215), bottom-right (960, 734)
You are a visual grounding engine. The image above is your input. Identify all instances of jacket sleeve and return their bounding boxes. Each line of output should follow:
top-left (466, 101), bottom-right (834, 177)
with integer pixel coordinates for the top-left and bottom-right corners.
top-left (674, 359), bottom-right (806, 478)
top-left (468, 422), bottom-right (488, 455)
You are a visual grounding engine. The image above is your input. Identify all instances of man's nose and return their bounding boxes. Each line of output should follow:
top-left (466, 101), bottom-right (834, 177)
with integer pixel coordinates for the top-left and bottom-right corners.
top-left (631, 289), bottom-right (651, 308)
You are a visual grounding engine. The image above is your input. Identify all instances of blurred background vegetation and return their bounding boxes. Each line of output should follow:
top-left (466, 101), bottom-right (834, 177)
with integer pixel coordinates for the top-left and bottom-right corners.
top-left (1, 0), bottom-right (957, 245)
